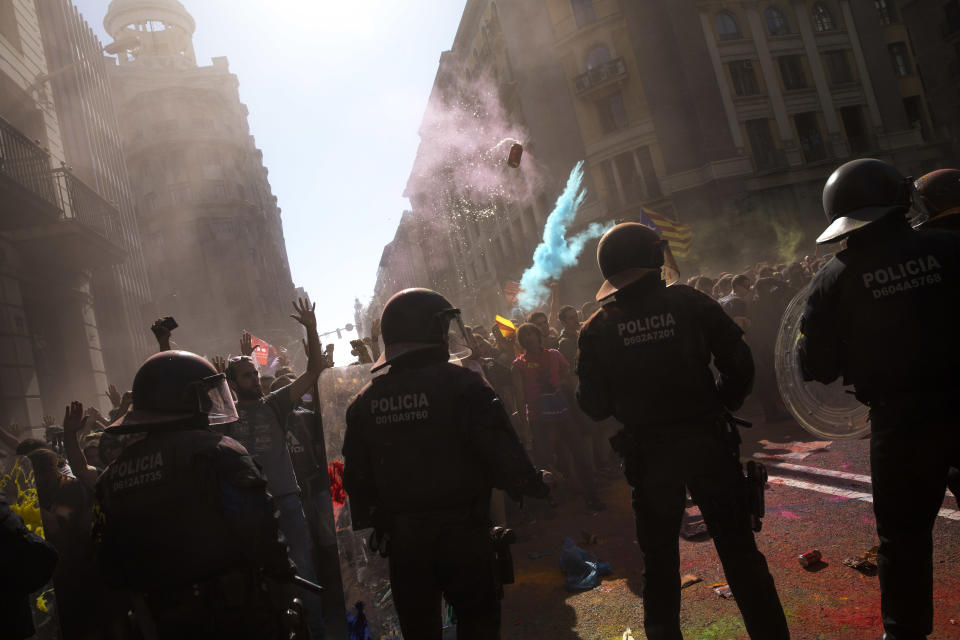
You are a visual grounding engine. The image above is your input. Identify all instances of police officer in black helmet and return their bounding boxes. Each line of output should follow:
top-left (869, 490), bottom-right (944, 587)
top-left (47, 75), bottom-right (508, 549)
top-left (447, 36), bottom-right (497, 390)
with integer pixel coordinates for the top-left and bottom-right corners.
top-left (799, 159), bottom-right (960, 640)
top-left (342, 288), bottom-right (553, 640)
top-left (94, 351), bottom-right (302, 639)
top-left (576, 223), bottom-right (790, 640)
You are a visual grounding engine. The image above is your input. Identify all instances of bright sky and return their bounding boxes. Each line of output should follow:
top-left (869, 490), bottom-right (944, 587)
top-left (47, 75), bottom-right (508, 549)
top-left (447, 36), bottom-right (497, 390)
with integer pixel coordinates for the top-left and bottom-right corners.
top-left (73, 0), bottom-right (468, 363)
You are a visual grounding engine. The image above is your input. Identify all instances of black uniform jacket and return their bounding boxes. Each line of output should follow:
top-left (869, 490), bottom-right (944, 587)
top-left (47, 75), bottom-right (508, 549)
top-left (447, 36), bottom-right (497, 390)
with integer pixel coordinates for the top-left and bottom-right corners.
top-left (342, 352), bottom-right (540, 530)
top-left (576, 277), bottom-right (754, 428)
top-left (94, 429), bottom-right (294, 592)
top-left (799, 217), bottom-right (960, 405)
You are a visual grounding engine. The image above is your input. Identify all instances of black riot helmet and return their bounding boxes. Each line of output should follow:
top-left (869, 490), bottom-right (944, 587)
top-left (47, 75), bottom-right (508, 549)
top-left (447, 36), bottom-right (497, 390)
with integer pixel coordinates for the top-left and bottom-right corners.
top-left (915, 169), bottom-right (960, 230)
top-left (372, 288), bottom-right (471, 372)
top-left (595, 222), bottom-right (666, 301)
top-left (818, 158), bottom-right (912, 244)
top-left (107, 351), bottom-right (238, 434)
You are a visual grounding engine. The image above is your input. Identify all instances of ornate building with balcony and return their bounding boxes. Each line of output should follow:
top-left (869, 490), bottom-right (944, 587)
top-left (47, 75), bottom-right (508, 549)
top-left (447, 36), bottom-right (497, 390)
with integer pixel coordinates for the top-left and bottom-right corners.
top-left (387, 0), bottom-right (586, 323)
top-left (103, 0), bottom-right (298, 356)
top-left (37, 0), bottom-right (154, 384)
top-left (1, 0), bottom-right (121, 429)
top-left (543, 0), bottom-right (943, 273)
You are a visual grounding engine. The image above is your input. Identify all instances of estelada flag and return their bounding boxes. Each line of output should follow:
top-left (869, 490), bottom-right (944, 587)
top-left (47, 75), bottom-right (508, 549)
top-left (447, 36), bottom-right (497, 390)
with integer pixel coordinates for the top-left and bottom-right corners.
top-left (495, 315), bottom-right (517, 338)
top-left (249, 334), bottom-right (276, 367)
top-left (639, 207), bottom-right (693, 258)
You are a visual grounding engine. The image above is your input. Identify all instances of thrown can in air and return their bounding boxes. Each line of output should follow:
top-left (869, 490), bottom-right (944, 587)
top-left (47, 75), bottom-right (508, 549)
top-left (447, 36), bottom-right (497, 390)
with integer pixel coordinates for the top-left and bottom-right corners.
top-left (507, 142), bottom-right (523, 168)
top-left (798, 549), bottom-right (822, 568)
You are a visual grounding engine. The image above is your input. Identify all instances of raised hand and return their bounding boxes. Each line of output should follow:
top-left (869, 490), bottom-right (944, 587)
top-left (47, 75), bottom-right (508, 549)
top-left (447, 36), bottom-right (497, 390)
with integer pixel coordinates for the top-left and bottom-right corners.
top-left (119, 391), bottom-right (133, 415)
top-left (212, 355), bottom-right (227, 374)
top-left (240, 331), bottom-right (254, 357)
top-left (290, 298), bottom-right (317, 330)
top-left (106, 383), bottom-right (122, 408)
top-left (41, 415), bottom-right (56, 428)
top-left (63, 401), bottom-right (86, 436)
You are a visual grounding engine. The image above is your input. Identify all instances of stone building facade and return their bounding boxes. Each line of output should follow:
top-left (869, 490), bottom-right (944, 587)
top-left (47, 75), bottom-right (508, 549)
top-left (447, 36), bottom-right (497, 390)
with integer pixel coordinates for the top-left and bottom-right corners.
top-left (103, 0), bottom-right (298, 356)
top-left (1, 0), bottom-right (121, 430)
top-left (37, 0), bottom-right (154, 383)
top-left (375, 0), bottom-right (948, 324)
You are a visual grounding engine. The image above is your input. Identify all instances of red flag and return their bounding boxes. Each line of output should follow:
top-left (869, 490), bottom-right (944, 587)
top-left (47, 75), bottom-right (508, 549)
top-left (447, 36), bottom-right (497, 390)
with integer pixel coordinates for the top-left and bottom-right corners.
top-left (248, 334), bottom-right (276, 367)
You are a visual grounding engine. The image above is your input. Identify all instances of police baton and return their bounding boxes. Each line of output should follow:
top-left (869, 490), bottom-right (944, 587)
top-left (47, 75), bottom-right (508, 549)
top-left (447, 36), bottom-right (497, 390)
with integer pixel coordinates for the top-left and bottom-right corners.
top-left (292, 574), bottom-right (323, 594)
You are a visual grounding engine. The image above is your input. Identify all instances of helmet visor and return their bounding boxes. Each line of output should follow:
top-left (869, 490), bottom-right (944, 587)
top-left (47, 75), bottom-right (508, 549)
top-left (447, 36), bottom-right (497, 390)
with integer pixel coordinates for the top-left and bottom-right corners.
top-left (191, 373), bottom-right (239, 425)
top-left (445, 311), bottom-right (472, 362)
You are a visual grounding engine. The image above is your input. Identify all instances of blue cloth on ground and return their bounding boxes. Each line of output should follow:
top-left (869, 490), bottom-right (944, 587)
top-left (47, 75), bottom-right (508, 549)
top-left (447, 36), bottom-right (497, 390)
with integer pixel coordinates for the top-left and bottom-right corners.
top-left (558, 537), bottom-right (612, 591)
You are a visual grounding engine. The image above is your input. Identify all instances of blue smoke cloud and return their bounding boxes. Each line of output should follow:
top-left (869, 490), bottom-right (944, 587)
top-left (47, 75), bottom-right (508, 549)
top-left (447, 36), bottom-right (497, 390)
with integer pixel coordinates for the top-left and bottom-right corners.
top-left (516, 161), bottom-right (613, 312)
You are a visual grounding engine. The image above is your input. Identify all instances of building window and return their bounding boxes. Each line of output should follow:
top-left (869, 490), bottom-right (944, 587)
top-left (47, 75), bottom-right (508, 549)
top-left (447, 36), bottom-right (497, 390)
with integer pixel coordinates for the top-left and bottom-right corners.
top-left (888, 42), bottom-right (912, 76)
top-left (0, 0), bottom-right (21, 51)
top-left (765, 6), bottom-right (791, 35)
top-left (586, 44), bottom-right (612, 71)
top-left (614, 152), bottom-right (646, 204)
top-left (716, 12), bottom-right (742, 41)
top-left (874, 0), bottom-right (898, 24)
top-left (635, 146), bottom-right (661, 198)
top-left (825, 50), bottom-right (853, 84)
top-left (595, 91), bottom-right (629, 133)
top-left (169, 182), bottom-right (191, 205)
top-left (812, 3), bottom-right (836, 32)
top-left (600, 161), bottom-right (620, 208)
top-left (778, 55), bottom-right (807, 90)
top-left (840, 105), bottom-right (871, 152)
top-left (795, 112), bottom-right (827, 162)
top-left (746, 119), bottom-right (778, 170)
top-left (571, 0), bottom-right (595, 27)
top-left (729, 60), bottom-right (760, 96)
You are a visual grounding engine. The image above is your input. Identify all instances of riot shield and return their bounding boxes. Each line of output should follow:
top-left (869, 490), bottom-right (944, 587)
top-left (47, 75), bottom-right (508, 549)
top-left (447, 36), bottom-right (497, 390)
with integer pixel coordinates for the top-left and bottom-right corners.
top-left (775, 285), bottom-right (870, 440)
top-left (1, 455), bottom-right (61, 639)
top-left (319, 364), bottom-right (403, 639)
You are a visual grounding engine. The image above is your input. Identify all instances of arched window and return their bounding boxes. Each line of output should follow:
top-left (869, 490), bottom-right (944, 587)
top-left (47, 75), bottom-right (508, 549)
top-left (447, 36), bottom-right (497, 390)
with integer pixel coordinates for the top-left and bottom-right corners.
top-left (586, 44), bottom-right (612, 70)
top-left (765, 6), bottom-right (790, 35)
top-left (812, 3), bottom-right (836, 32)
top-left (716, 11), bottom-right (741, 41)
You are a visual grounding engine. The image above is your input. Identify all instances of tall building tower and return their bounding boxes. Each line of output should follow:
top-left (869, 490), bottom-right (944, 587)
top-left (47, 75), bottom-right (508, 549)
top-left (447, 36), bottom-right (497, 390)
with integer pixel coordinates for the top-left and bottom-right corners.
top-left (37, 0), bottom-right (155, 383)
top-left (103, 0), bottom-right (298, 356)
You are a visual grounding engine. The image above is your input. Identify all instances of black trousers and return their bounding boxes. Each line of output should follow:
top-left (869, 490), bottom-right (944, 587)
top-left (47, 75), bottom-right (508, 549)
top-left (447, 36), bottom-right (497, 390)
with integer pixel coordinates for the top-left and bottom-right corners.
top-left (870, 412), bottom-right (960, 640)
top-left (388, 516), bottom-right (501, 640)
top-left (623, 423), bottom-right (789, 640)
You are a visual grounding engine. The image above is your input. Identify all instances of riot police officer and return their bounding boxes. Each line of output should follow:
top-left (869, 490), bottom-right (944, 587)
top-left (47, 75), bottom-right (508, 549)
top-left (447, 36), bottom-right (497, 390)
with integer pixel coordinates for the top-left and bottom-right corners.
top-left (914, 168), bottom-right (960, 230)
top-left (799, 159), bottom-right (960, 640)
top-left (94, 351), bottom-right (302, 639)
top-left (914, 168), bottom-right (960, 508)
top-left (576, 223), bottom-right (790, 640)
top-left (342, 288), bottom-right (552, 640)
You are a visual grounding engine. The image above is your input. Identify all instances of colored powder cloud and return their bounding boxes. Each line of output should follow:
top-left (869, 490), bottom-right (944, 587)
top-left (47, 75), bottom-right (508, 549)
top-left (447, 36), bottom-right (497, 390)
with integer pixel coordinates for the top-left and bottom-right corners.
top-left (516, 161), bottom-right (612, 312)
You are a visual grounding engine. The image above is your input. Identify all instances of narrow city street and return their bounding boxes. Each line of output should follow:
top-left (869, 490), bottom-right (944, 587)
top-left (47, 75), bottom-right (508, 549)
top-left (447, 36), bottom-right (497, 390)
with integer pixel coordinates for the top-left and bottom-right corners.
top-left (500, 408), bottom-right (960, 640)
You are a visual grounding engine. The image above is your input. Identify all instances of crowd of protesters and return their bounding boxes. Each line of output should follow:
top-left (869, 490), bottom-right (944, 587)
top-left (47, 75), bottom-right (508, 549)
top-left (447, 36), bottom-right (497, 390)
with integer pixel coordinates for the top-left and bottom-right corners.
top-left (0, 252), bottom-right (827, 638)
top-left (0, 309), bottom-right (334, 640)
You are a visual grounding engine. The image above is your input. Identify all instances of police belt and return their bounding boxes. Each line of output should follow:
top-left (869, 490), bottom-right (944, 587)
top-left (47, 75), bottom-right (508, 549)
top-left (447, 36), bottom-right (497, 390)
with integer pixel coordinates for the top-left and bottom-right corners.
top-left (141, 568), bottom-right (262, 612)
top-left (391, 502), bottom-right (487, 530)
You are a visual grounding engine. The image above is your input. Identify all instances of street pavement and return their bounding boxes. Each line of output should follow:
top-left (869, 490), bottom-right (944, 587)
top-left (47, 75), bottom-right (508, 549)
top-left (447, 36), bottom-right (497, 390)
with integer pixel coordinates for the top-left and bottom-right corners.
top-left (499, 404), bottom-right (960, 639)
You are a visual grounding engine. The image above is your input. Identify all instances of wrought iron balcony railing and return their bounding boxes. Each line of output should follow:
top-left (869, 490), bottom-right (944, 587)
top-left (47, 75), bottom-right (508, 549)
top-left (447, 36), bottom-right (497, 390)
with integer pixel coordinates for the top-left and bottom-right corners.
top-left (0, 115), bottom-right (120, 244)
top-left (0, 115), bottom-right (58, 206)
top-left (51, 167), bottom-right (121, 243)
top-left (573, 57), bottom-right (628, 95)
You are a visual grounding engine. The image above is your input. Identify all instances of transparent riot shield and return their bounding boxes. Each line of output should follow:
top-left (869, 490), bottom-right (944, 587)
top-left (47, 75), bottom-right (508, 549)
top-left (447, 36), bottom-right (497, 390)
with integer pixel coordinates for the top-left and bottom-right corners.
top-left (319, 364), bottom-right (403, 639)
top-left (775, 286), bottom-right (871, 439)
top-left (1, 455), bottom-right (61, 639)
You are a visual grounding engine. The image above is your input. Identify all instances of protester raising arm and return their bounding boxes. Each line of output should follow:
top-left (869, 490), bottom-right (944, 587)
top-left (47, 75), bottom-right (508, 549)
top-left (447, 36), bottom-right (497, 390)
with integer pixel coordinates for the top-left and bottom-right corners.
top-left (62, 402), bottom-right (99, 490)
top-left (285, 298), bottom-right (328, 404)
